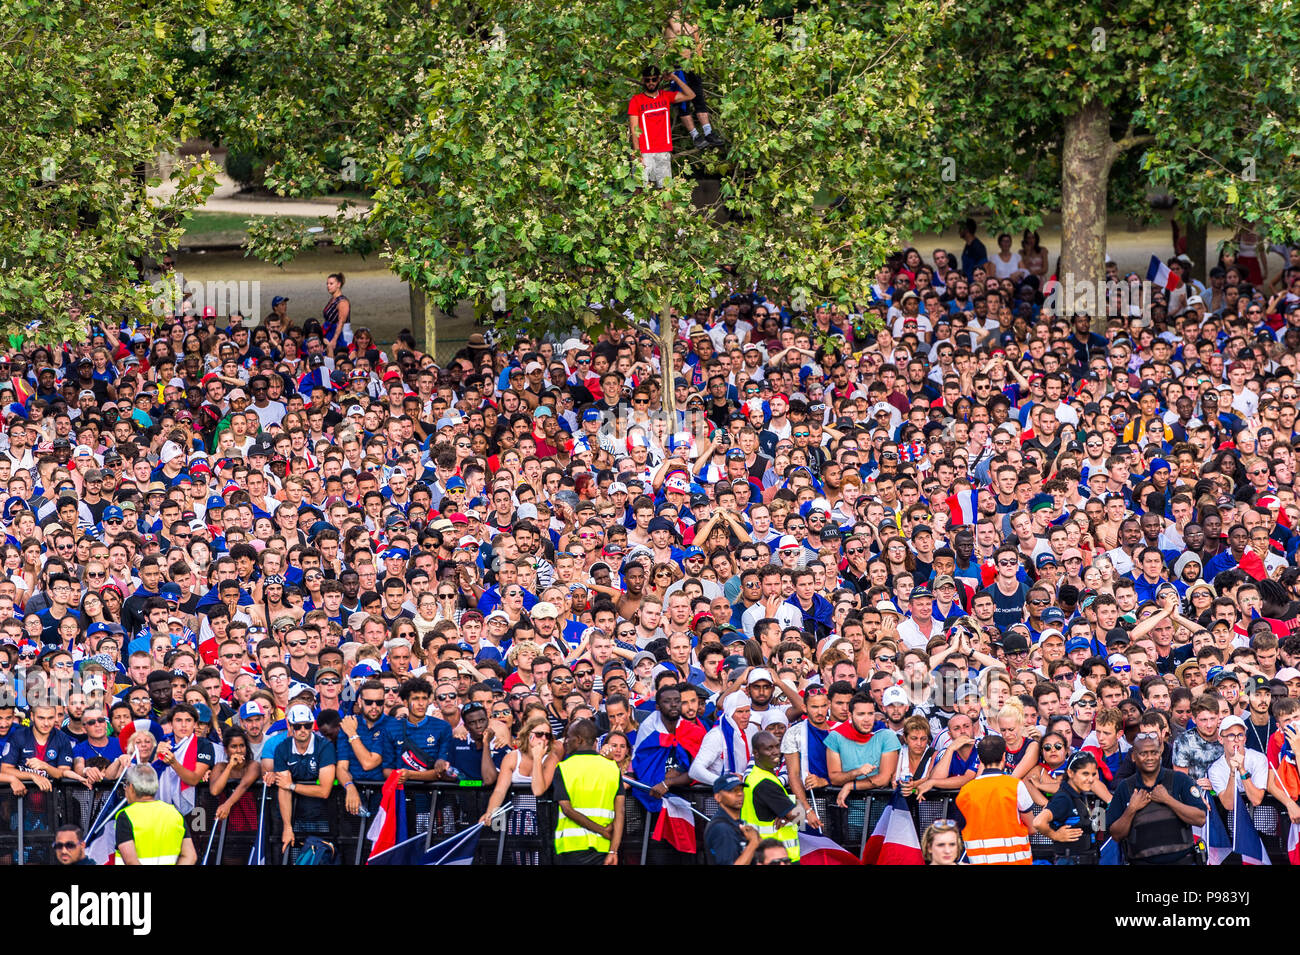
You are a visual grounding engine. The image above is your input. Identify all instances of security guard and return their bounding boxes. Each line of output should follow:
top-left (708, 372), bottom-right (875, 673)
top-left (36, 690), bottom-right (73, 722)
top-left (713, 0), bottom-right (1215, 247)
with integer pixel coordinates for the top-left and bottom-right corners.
top-left (954, 736), bottom-right (1035, 864)
top-left (552, 718), bottom-right (624, 865)
top-left (114, 763), bottom-right (196, 865)
top-left (1106, 733), bottom-right (1206, 864)
top-left (741, 731), bottom-right (802, 862)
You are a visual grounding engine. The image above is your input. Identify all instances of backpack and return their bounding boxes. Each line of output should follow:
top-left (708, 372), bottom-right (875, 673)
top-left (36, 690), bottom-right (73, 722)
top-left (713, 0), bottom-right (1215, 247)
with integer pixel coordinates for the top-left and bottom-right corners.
top-left (294, 837), bottom-right (337, 866)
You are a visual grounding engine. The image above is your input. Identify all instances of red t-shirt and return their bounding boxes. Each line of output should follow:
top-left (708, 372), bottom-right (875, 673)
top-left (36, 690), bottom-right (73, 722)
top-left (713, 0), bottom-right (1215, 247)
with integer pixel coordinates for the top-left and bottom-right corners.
top-left (628, 90), bottom-right (676, 154)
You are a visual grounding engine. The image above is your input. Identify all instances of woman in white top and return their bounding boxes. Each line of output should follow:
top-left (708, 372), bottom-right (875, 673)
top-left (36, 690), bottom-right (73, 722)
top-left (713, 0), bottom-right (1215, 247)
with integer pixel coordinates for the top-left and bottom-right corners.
top-left (991, 232), bottom-right (1027, 282)
top-left (478, 716), bottom-right (558, 864)
top-left (689, 695), bottom-right (757, 786)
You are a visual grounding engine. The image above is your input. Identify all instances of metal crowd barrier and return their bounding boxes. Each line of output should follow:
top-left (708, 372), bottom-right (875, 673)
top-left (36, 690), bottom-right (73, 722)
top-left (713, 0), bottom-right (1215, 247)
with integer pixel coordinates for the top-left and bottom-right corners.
top-left (2, 780), bottom-right (1294, 864)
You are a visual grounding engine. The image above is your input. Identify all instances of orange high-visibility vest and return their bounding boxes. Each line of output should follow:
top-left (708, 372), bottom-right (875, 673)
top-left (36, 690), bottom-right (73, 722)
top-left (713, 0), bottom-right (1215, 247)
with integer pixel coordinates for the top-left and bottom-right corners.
top-left (955, 772), bottom-right (1032, 865)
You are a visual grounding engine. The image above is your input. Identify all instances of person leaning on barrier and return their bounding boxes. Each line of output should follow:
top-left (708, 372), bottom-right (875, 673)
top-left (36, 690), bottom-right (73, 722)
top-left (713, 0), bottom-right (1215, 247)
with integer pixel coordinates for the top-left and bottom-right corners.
top-left (114, 763), bottom-right (196, 865)
top-left (552, 718), bottom-right (625, 865)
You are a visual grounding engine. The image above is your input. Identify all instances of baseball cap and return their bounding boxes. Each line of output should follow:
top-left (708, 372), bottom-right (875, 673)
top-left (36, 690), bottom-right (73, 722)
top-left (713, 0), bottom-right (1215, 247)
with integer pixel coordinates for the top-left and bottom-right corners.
top-left (712, 772), bottom-right (744, 795)
top-left (1219, 715), bottom-right (1247, 734)
top-left (1070, 688), bottom-right (1097, 705)
top-left (881, 686), bottom-right (909, 707)
top-left (1065, 636), bottom-right (1091, 654)
top-left (531, 602), bottom-right (558, 619)
top-left (746, 667), bottom-right (774, 685)
top-left (239, 700), bottom-right (267, 719)
top-left (954, 682), bottom-right (980, 702)
top-left (286, 704), bottom-right (314, 725)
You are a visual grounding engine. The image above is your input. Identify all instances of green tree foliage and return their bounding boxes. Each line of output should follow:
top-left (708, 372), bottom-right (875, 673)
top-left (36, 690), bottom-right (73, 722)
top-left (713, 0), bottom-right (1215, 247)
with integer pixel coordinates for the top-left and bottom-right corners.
top-left (364, 0), bottom-right (944, 414)
top-left (0, 0), bottom-right (216, 342)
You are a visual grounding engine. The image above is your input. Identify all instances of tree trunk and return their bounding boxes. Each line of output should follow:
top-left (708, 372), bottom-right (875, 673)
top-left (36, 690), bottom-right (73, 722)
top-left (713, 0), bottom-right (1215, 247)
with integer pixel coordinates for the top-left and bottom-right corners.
top-left (657, 304), bottom-right (677, 432)
top-left (1059, 101), bottom-right (1118, 332)
top-left (410, 284), bottom-right (437, 358)
top-left (1182, 217), bottom-right (1208, 285)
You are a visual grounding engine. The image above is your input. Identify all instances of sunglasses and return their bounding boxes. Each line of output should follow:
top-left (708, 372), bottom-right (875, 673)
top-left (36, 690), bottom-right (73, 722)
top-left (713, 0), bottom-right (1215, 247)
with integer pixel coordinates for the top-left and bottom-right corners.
top-left (318, 678), bottom-right (341, 687)
top-left (361, 697), bottom-right (385, 706)
top-left (435, 693), bottom-right (458, 701)
top-left (290, 722), bottom-right (313, 730)
top-left (53, 841), bottom-right (80, 851)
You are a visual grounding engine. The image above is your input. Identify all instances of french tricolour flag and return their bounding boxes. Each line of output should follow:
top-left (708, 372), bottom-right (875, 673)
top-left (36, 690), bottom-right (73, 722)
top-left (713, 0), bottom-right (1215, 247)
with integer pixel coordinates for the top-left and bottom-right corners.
top-left (1231, 787), bottom-right (1270, 866)
top-left (862, 790), bottom-right (923, 865)
top-left (799, 830), bottom-right (861, 865)
top-left (1195, 795), bottom-right (1231, 865)
top-left (945, 489), bottom-right (978, 528)
top-left (1288, 820), bottom-right (1300, 866)
top-left (85, 799), bottom-right (126, 865)
top-left (366, 774), bottom-right (406, 862)
top-left (652, 793), bottom-right (698, 855)
top-left (1146, 255), bottom-right (1183, 292)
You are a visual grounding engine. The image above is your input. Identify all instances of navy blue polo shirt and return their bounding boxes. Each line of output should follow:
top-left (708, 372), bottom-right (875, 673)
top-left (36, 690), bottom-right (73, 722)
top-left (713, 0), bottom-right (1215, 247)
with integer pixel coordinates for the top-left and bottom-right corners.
top-left (380, 714), bottom-right (453, 771)
top-left (339, 713), bottom-right (391, 783)
top-left (273, 733), bottom-right (337, 821)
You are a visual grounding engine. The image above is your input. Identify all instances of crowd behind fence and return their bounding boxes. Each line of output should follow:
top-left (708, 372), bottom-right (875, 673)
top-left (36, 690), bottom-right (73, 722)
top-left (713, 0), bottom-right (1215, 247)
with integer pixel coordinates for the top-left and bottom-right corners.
top-left (3, 779), bottom-right (1291, 865)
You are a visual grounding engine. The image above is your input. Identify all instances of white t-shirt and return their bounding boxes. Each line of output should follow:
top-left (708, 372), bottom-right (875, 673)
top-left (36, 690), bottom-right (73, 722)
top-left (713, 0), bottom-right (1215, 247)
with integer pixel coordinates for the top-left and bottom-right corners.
top-left (1207, 749), bottom-right (1269, 795)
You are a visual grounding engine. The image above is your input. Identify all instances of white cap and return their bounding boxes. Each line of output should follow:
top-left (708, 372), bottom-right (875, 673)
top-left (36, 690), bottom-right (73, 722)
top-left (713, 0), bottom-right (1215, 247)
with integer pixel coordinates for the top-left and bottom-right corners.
top-left (1277, 667), bottom-right (1300, 682)
top-left (875, 599), bottom-right (901, 616)
top-left (81, 676), bottom-right (105, 693)
top-left (746, 667), bottom-right (774, 685)
top-left (525, 361), bottom-right (544, 373)
top-left (561, 338), bottom-right (583, 353)
top-left (882, 686), bottom-right (909, 707)
top-left (531, 602), bottom-right (558, 619)
top-left (160, 441), bottom-right (184, 464)
top-left (74, 444), bottom-right (94, 457)
top-left (286, 704), bottom-right (314, 725)
top-left (1218, 715), bottom-right (1247, 734)
top-left (1108, 653), bottom-right (1129, 668)
top-left (776, 535), bottom-right (800, 551)
top-left (1186, 295), bottom-right (1204, 306)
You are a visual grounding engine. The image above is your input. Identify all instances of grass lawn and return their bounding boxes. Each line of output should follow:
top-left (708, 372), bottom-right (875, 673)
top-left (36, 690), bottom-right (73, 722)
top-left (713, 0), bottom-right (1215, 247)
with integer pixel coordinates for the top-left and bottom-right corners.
top-left (180, 212), bottom-right (322, 247)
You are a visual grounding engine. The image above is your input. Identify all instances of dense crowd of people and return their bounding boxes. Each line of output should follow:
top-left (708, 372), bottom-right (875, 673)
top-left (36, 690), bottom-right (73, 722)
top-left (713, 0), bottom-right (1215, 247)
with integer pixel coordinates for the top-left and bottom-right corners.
top-left (5, 224), bottom-right (1300, 866)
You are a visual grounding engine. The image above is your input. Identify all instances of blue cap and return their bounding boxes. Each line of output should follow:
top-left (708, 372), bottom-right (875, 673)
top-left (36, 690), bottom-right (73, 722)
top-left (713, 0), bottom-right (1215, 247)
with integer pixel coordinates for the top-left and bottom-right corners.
top-left (102, 505), bottom-right (124, 522)
top-left (1035, 553), bottom-right (1058, 568)
top-left (193, 702), bottom-right (213, 724)
top-left (1149, 457), bottom-right (1170, 476)
top-left (1065, 637), bottom-right (1091, 654)
top-left (648, 516), bottom-right (676, 534)
top-left (682, 546), bottom-right (704, 560)
top-left (382, 547), bottom-right (410, 561)
top-left (581, 408), bottom-right (602, 422)
top-left (445, 476), bottom-right (466, 492)
top-left (159, 583), bottom-right (182, 602)
top-left (534, 406), bottom-right (552, 418)
top-left (476, 646), bottom-right (503, 663)
top-left (725, 447), bottom-right (745, 459)
top-left (271, 296), bottom-right (289, 307)
top-left (1041, 607), bottom-right (1066, 624)
top-left (172, 474), bottom-right (192, 486)
top-left (712, 772), bottom-right (744, 794)
top-left (349, 662), bottom-right (378, 679)
top-left (87, 622), bottom-right (114, 637)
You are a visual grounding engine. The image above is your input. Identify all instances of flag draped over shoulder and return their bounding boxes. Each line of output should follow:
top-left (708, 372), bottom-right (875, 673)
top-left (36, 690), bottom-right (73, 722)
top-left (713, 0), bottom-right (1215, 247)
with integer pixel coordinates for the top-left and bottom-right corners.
top-left (158, 735), bottom-right (198, 815)
top-left (631, 711), bottom-right (696, 812)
